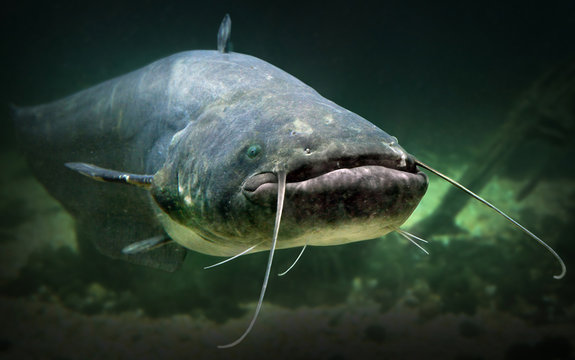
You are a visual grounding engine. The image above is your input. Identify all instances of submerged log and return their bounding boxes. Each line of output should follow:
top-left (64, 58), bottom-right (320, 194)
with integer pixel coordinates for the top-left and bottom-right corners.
top-left (411, 58), bottom-right (575, 235)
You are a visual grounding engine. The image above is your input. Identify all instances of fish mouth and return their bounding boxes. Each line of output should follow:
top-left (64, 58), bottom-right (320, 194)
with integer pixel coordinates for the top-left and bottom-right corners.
top-left (242, 154), bottom-right (428, 218)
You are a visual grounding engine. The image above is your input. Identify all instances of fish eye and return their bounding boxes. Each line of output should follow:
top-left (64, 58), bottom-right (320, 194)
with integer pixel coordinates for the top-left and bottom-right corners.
top-left (246, 144), bottom-right (262, 159)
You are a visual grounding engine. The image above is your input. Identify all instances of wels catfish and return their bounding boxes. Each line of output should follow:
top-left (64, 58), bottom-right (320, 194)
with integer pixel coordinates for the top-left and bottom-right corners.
top-left (12, 15), bottom-right (565, 347)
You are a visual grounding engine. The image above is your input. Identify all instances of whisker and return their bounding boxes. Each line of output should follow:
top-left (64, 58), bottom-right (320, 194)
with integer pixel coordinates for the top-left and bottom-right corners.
top-left (218, 170), bottom-right (287, 348)
top-left (397, 229), bottom-right (428, 243)
top-left (397, 229), bottom-right (429, 255)
top-left (278, 243), bottom-right (308, 277)
top-left (415, 159), bottom-right (566, 279)
top-left (204, 242), bottom-right (263, 270)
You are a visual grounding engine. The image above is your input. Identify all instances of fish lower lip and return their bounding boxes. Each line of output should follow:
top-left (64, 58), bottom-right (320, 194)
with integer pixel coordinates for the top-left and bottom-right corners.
top-left (242, 165), bottom-right (428, 205)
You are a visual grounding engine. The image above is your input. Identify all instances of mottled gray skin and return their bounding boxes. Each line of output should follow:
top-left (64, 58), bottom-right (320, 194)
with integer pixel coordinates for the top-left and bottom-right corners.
top-left (14, 50), bottom-right (428, 270)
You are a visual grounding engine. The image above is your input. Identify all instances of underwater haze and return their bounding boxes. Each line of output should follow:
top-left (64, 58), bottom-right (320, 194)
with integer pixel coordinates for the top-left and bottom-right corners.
top-left (1, 1), bottom-right (575, 359)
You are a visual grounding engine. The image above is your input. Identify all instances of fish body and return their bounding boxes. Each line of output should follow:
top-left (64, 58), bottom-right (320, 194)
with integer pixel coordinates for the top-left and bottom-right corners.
top-left (14, 49), bottom-right (427, 269)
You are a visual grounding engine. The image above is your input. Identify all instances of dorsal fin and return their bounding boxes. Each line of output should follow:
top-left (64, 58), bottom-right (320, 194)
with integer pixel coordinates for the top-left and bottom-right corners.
top-left (65, 162), bottom-right (153, 189)
top-left (217, 13), bottom-right (232, 53)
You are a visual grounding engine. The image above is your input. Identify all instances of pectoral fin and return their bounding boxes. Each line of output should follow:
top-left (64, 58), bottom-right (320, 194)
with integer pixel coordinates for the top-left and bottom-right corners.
top-left (122, 235), bottom-right (174, 254)
top-left (65, 162), bottom-right (153, 189)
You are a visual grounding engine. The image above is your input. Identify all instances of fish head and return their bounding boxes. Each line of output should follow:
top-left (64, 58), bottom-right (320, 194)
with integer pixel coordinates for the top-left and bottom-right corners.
top-left (151, 92), bottom-right (428, 255)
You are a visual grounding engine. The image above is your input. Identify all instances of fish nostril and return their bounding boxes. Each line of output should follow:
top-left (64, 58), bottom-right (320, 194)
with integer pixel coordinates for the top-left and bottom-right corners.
top-left (304, 148), bottom-right (312, 155)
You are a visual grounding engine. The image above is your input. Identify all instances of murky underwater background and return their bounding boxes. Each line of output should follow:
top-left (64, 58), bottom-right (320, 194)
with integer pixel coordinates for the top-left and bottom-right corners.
top-left (1, 1), bottom-right (574, 359)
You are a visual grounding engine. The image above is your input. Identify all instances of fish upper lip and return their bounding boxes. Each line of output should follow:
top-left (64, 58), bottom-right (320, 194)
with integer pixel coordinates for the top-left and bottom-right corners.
top-left (243, 172), bottom-right (278, 192)
top-left (242, 154), bottom-right (419, 193)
